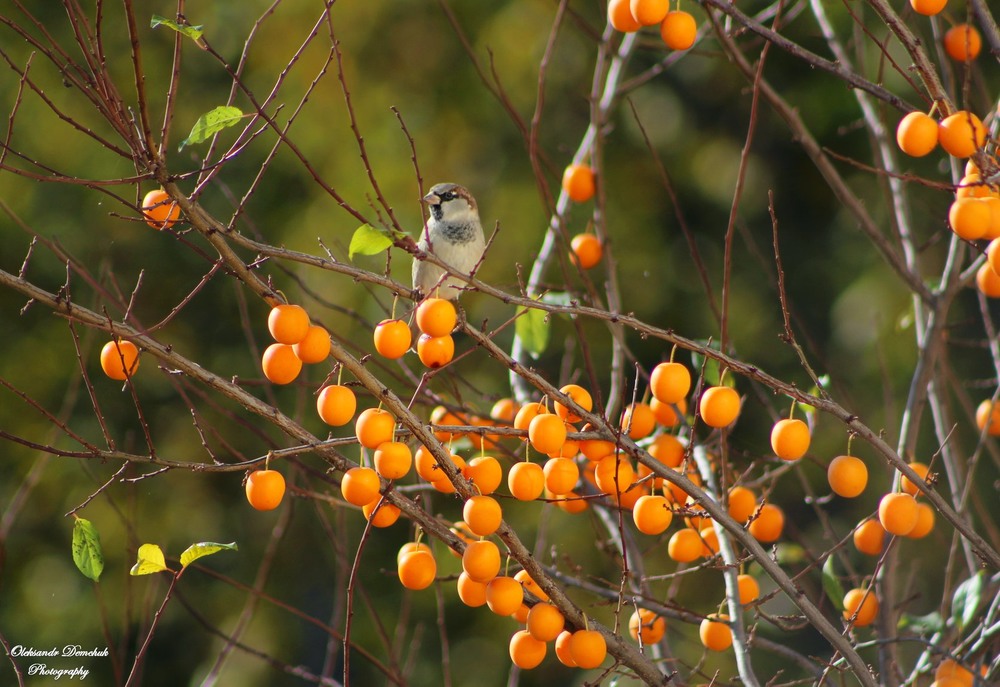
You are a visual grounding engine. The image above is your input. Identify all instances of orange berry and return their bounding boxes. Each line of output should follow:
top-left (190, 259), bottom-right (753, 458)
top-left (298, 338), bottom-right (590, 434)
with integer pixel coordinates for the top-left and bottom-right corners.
top-left (340, 466), bottom-right (380, 506)
top-left (632, 494), bottom-right (673, 535)
top-left (594, 454), bottom-right (635, 494)
top-left (956, 173), bottom-right (993, 200)
top-left (245, 469), bottom-right (285, 511)
top-left (896, 112), bottom-right (939, 157)
top-left (975, 263), bottom-right (1000, 297)
top-left (292, 324), bottom-right (330, 363)
top-left (939, 112), bottom-right (987, 158)
top-left (261, 343), bottom-right (302, 385)
top-left (555, 630), bottom-right (577, 667)
top-left (668, 527), bottom-right (703, 562)
top-left (373, 319), bottom-right (412, 359)
top-left (854, 518), bottom-right (886, 556)
top-left (569, 629), bottom-right (607, 669)
top-left (944, 24), bottom-right (981, 62)
top-left (486, 575), bottom-right (524, 616)
top-left (141, 189), bottom-right (181, 229)
top-left (528, 413), bottom-right (568, 455)
top-left (909, 0), bottom-right (946, 15)
top-left (737, 573), bottom-right (760, 605)
top-left (490, 397), bottom-right (520, 424)
top-left (316, 384), bottom-right (356, 426)
top-left (527, 603), bottom-right (565, 642)
top-left (554, 383), bottom-right (592, 422)
top-left (396, 541), bottom-right (431, 564)
top-left (416, 333), bottom-right (454, 368)
top-left (899, 461), bottom-right (930, 497)
top-left (464, 455), bottom-right (503, 495)
top-left (699, 385), bottom-right (741, 428)
top-left (629, 608), bottom-right (666, 644)
top-left (416, 297), bottom-right (457, 337)
top-left (699, 525), bottom-right (719, 556)
top-left (975, 398), bottom-right (1000, 435)
top-left (509, 629), bottom-right (547, 670)
top-left (354, 407), bottom-right (395, 449)
top-left (373, 441), bottom-right (412, 480)
top-left (748, 503), bottom-right (784, 543)
top-left (268, 304), bottom-right (310, 345)
top-left (462, 539), bottom-right (501, 583)
top-left (570, 233), bottom-right (603, 269)
top-left (906, 501), bottom-right (935, 538)
top-left (878, 492), bottom-right (918, 536)
top-left (430, 454), bottom-right (465, 493)
top-left (457, 571), bottom-right (488, 607)
top-left (513, 401), bottom-right (547, 434)
top-left (650, 397), bottom-right (687, 427)
top-left (100, 339), bottom-right (140, 380)
top-left (949, 197), bottom-right (991, 240)
top-left (660, 10), bottom-right (697, 50)
top-left (650, 361), bottom-right (692, 404)
top-left (983, 197), bottom-right (1000, 239)
top-left (580, 423), bottom-right (616, 461)
top-left (630, 0), bottom-right (668, 26)
top-left (827, 455), bottom-right (868, 498)
top-left (543, 456), bottom-right (580, 495)
top-left (397, 548), bottom-right (437, 590)
top-left (935, 659), bottom-right (975, 686)
top-left (842, 588), bottom-right (878, 627)
top-left (463, 495), bottom-right (503, 537)
top-left (770, 418), bottom-right (811, 460)
top-left (551, 490), bottom-right (589, 514)
top-left (508, 461), bottom-right (545, 501)
top-left (562, 163), bottom-right (596, 203)
top-left (514, 569), bottom-right (549, 601)
top-left (430, 404), bottom-right (465, 442)
top-left (362, 497), bottom-right (400, 527)
top-left (727, 486), bottom-right (757, 522)
top-left (621, 402), bottom-right (657, 439)
top-left (664, 466), bottom-right (701, 505)
top-left (700, 614), bottom-right (733, 651)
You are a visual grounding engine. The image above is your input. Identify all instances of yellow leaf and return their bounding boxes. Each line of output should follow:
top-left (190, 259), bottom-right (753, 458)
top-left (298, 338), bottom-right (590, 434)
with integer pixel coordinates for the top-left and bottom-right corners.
top-left (129, 543), bottom-right (168, 576)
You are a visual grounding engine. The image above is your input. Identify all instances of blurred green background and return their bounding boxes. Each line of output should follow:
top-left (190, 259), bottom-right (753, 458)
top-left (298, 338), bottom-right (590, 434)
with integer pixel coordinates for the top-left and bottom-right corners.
top-left (0, 1), bottom-right (997, 685)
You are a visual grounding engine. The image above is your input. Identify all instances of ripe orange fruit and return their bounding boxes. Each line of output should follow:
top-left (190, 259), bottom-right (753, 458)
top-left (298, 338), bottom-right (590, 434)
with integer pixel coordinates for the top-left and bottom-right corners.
top-left (562, 163), bottom-right (596, 203)
top-left (509, 629), bottom-right (547, 670)
top-left (528, 413), bottom-right (568, 455)
top-left (827, 455), bottom-right (868, 498)
top-left (514, 569), bottom-right (549, 601)
top-left (939, 112), bottom-right (987, 158)
top-left (699, 525), bottom-right (719, 556)
top-left (770, 418), bottom-right (811, 460)
top-left (554, 384), bottom-right (592, 422)
top-left (527, 603), bottom-right (565, 642)
top-left (513, 401), bottom-right (547, 434)
top-left (956, 173), bottom-right (993, 200)
top-left (465, 455), bottom-right (503, 494)
top-left (975, 398), bottom-right (1000, 435)
top-left (100, 339), bottom-right (140, 380)
top-left (896, 112), bottom-right (939, 157)
top-left (268, 304), bottom-right (310, 345)
top-left (261, 343), bottom-right (302, 385)
top-left (984, 197), bottom-right (1000, 239)
top-left (462, 539), bottom-right (501, 583)
top-left (727, 486), bottom-right (757, 522)
top-left (490, 397), bottom-right (520, 424)
top-left (645, 433), bottom-right (685, 479)
top-left (362, 497), bottom-right (400, 527)
top-left (650, 361), bottom-right (692, 404)
top-left (555, 630), bottom-right (577, 667)
top-left (737, 573), bottom-right (760, 605)
top-left (630, 0), bottom-right (668, 26)
top-left (430, 454), bottom-right (465, 493)
top-left (594, 454), bottom-right (635, 494)
top-left (416, 298), bottom-right (457, 337)
top-left (899, 461), bottom-right (930, 496)
top-left (508, 461), bottom-right (545, 501)
top-left (668, 528), bottom-right (704, 562)
top-left (944, 24), bottom-right (982, 62)
top-left (878, 492), bottom-right (918, 536)
top-left (854, 518), bottom-right (886, 555)
top-left (909, 0), bottom-right (946, 15)
top-left (414, 445), bottom-right (442, 482)
top-left (621, 402), bottom-right (657, 439)
top-left (660, 10), bottom-right (697, 50)
top-left (543, 456), bottom-right (580, 495)
top-left (416, 333), bottom-right (454, 368)
top-left (292, 324), bottom-right (330, 363)
top-left (629, 608), bottom-right (666, 644)
top-left (457, 571), bottom-right (489, 607)
top-left (245, 469), bottom-right (285, 511)
top-left (486, 576), bottom-right (524, 616)
top-left (316, 384), bottom-right (357, 426)
top-left (842, 588), bottom-right (878, 627)
top-left (935, 659), bottom-right (975, 686)
top-left (396, 541), bottom-right (431, 563)
top-left (569, 629), bottom-right (607, 669)
top-left (650, 397), bottom-right (686, 427)
top-left (354, 407), bottom-right (395, 449)
top-left (632, 494), bottom-right (673, 535)
top-left (949, 197), bottom-right (991, 240)
top-left (570, 233), bottom-right (603, 269)
top-left (580, 423), bottom-right (616, 461)
top-left (975, 263), bottom-right (1000, 297)
top-left (397, 548), bottom-right (437, 590)
top-left (684, 496), bottom-right (711, 531)
top-left (699, 614), bottom-right (733, 651)
top-left (748, 503), bottom-right (784, 543)
top-left (699, 385), bottom-right (741, 428)
top-left (373, 319), bottom-right (412, 359)
top-left (141, 189), bottom-right (181, 229)
top-left (340, 466), bottom-right (380, 506)
top-left (463, 495), bottom-right (503, 537)
top-left (373, 441), bottom-right (412, 480)
top-left (906, 501), bottom-right (935, 538)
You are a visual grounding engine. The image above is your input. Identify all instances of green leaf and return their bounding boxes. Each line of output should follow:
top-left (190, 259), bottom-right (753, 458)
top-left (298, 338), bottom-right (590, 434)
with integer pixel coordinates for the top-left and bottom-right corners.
top-left (179, 106), bottom-right (244, 150)
top-left (898, 611), bottom-right (943, 633)
top-left (129, 543), bottom-right (168, 576)
top-left (150, 15), bottom-right (204, 41)
top-left (180, 541), bottom-right (238, 569)
top-left (690, 342), bottom-right (723, 387)
top-left (71, 518), bottom-right (104, 582)
top-left (822, 556), bottom-right (846, 611)
top-left (952, 572), bottom-right (984, 631)
top-left (349, 224), bottom-right (394, 261)
top-left (516, 304), bottom-right (549, 357)
top-left (540, 291), bottom-right (572, 307)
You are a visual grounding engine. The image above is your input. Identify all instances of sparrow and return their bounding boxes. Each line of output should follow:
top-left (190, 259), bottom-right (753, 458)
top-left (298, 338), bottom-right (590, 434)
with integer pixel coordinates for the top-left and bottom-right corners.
top-left (412, 183), bottom-right (486, 300)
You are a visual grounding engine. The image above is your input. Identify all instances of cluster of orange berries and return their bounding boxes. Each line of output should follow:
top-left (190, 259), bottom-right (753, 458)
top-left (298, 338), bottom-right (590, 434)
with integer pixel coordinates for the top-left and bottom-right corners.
top-left (373, 297), bottom-right (458, 368)
top-left (608, 0), bottom-right (697, 51)
top-left (560, 162), bottom-right (604, 270)
top-left (261, 303), bottom-right (331, 385)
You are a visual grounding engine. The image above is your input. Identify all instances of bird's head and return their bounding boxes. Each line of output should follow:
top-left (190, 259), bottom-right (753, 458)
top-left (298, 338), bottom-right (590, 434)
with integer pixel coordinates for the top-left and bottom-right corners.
top-left (423, 183), bottom-right (479, 224)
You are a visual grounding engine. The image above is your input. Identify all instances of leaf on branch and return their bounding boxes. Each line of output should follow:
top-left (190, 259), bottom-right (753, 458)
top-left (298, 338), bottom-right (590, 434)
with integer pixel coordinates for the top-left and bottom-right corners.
top-left (179, 541), bottom-right (238, 569)
top-left (897, 611), bottom-right (943, 633)
top-left (516, 302), bottom-right (549, 358)
top-left (540, 291), bottom-right (572, 307)
top-left (690, 343), bottom-right (723, 387)
top-left (129, 543), bottom-right (168, 576)
top-left (71, 518), bottom-right (104, 582)
top-left (952, 572), bottom-right (984, 631)
top-left (150, 15), bottom-right (204, 42)
top-left (821, 556), bottom-right (846, 611)
top-left (349, 224), bottom-right (393, 261)
top-left (178, 106), bottom-right (244, 150)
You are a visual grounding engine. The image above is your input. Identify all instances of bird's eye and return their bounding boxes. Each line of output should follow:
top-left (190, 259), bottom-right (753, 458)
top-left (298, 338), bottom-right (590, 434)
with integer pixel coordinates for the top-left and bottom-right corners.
top-left (441, 191), bottom-right (455, 201)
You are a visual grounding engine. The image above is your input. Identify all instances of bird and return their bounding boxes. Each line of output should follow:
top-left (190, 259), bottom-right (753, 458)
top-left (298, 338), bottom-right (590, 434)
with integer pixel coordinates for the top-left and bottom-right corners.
top-left (411, 183), bottom-right (486, 300)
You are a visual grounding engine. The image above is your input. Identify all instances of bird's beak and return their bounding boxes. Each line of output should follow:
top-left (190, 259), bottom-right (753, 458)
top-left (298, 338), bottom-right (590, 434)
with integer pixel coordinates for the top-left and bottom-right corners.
top-left (422, 191), bottom-right (440, 205)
